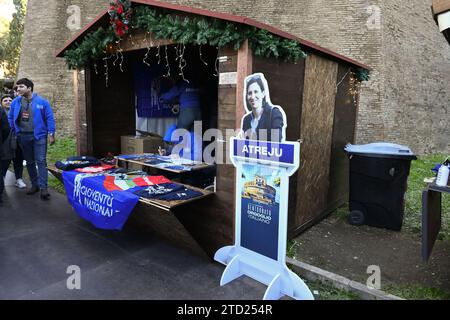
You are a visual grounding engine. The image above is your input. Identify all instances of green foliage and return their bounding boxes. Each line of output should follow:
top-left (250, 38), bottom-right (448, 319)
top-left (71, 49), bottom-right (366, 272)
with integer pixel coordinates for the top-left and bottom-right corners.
top-left (385, 283), bottom-right (450, 300)
top-left (47, 137), bottom-right (77, 195)
top-left (47, 136), bottom-right (77, 165)
top-left (0, 0), bottom-right (26, 77)
top-left (403, 154), bottom-right (450, 239)
top-left (286, 239), bottom-right (299, 259)
top-left (305, 280), bottom-right (360, 300)
top-left (354, 67), bottom-right (370, 82)
top-left (64, 27), bottom-right (118, 69)
top-left (64, 5), bottom-right (307, 69)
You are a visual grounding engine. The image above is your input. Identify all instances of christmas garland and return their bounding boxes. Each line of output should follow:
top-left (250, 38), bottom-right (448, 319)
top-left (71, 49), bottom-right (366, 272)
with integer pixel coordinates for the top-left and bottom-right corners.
top-left (133, 7), bottom-right (307, 62)
top-left (63, 5), bottom-right (369, 82)
top-left (64, 27), bottom-right (118, 70)
top-left (64, 5), bottom-right (307, 70)
top-left (354, 68), bottom-right (370, 82)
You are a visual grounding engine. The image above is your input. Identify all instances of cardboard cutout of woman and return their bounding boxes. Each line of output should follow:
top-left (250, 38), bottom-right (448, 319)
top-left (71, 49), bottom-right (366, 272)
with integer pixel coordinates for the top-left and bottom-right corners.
top-left (240, 73), bottom-right (287, 142)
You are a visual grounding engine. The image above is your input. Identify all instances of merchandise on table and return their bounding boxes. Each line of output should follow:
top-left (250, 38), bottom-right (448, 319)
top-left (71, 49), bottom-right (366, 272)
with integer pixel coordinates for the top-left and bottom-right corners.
top-left (133, 182), bottom-right (202, 201)
top-left (144, 159), bottom-right (171, 165)
top-left (103, 173), bottom-right (171, 192)
top-left (133, 183), bottom-right (185, 199)
top-left (75, 164), bottom-right (115, 173)
top-left (108, 168), bottom-right (146, 175)
top-left (157, 186), bottom-right (203, 201)
top-left (55, 156), bottom-right (100, 171)
top-left (117, 153), bottom-right (157, 160)
top-left (164, 165), bottom-right (192, 171)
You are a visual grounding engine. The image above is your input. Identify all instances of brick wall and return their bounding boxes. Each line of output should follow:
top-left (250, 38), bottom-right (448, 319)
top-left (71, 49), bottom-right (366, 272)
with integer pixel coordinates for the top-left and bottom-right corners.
top-left (17, 0), bottom-right (450, 154)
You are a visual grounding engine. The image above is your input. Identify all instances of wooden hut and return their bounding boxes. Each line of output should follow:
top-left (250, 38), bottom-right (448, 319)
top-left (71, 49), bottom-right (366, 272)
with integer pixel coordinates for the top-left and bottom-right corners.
top-left (55, 0), bottom-right (370, 259)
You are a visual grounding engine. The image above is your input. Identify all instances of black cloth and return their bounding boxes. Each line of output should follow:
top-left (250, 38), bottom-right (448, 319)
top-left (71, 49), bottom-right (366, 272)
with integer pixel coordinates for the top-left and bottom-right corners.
top-left (55, 156), bottom-right (101, 171)
top-left (0, 161), bottom-right (4, 199)
top-left (0, 108), bottom-right (12, 160)
top-left (2, 145), bottom-right (23, 179)
top-left (1, 130), bottom-right (16, 161)
top-left (157, 186), bottom-right (203, 201)
top-left (0, 109), bottom-right (9, 199)
top-left (0, 108), bottom-right (9, 143)
top-left (241, 103), bottom-right (284, 142)
top-left (133, 183), bottom-right (184, 199)
top-left (133, 182), bottom-right (202, 201)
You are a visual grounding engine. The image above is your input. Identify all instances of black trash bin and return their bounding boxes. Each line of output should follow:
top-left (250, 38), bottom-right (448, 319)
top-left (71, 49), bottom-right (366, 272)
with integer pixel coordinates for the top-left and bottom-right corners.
top-left (344, 143), bottom-right (417, 231)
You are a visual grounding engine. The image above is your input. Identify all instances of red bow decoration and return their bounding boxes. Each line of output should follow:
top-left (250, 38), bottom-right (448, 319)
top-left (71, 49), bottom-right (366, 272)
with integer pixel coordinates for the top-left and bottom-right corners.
top-left (108, 0), bottom-right (132, 38)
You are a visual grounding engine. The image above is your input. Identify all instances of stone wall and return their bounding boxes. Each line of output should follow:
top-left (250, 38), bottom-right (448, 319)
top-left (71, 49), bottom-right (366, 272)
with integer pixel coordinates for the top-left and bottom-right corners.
top-left (381, 0), bottom-right (450, 154)
top-left (17, 0), bottom-right (109, 138)
top-left (17, 0), bottom-right (450, 154)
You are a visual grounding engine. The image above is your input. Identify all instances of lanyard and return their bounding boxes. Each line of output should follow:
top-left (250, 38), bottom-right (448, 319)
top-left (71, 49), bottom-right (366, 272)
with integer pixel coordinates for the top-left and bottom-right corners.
top-left (23, 97), bottom-right (32, 111)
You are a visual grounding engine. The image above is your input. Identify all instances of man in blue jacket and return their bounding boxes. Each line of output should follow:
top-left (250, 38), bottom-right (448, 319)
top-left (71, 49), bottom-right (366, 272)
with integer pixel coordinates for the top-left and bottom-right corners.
top-left (8, 78), bottom-right (56, 200)
top-left (159, 75), bottom-right (202, 131)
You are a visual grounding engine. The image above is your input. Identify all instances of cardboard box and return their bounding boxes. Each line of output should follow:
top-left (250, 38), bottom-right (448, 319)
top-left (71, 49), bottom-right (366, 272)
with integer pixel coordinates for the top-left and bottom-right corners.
top-left (121, 135), bottom-right (163, 154)
top-left (121, 135), bottom-right (164, 169)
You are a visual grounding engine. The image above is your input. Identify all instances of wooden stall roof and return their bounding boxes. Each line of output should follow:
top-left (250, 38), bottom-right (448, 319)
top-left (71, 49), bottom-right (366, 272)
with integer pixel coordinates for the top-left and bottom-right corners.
top-left (55, 0), bottom-right (371, 71)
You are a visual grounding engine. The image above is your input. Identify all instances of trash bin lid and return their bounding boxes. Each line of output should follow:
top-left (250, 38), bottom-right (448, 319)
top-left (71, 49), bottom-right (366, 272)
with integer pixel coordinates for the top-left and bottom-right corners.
top-left (344, 142), bottom-right (416, 159)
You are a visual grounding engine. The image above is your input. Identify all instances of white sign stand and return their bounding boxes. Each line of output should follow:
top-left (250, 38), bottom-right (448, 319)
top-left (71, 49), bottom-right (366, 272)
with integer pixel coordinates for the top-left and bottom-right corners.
top-left (215, 138), bottom-right (314, 300)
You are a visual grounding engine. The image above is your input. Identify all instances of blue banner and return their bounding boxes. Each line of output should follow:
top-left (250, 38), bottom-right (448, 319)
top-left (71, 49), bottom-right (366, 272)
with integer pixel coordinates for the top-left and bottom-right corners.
top-left (240, 164), bottom-right (280, 260)
top-left (233, 139), bottom-right (295, 165)
top-left (62, 171), bottom-right (140, 230)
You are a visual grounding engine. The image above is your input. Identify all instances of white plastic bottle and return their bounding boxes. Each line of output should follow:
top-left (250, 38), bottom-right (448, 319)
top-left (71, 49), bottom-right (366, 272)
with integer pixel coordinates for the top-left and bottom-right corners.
top-left (436, 162), bottom-right (450, 187)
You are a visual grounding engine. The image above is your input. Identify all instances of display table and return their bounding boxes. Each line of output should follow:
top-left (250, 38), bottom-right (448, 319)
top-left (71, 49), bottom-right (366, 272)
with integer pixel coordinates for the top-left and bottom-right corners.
top-left (48, 165), bottom-right (215, 258)
top-left (115, 154), bottom-right (214, 174)
top-left (422, 182), bottom-right (450, 262)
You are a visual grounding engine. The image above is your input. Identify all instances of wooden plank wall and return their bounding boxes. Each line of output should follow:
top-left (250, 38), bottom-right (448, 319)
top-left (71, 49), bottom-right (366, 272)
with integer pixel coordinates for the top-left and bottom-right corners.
top-left (89, 58), bottom-right (136, 157)
top-left (172, 47), bottom-right (239, 258)
top-left (327, 65), bottom-right (357, 212)
top-left (251, 55), bottom-right (306, 234)
top-left (294, 54), bottom-right (338, 233)
top-left (77, 68), bottom-right (91, 156)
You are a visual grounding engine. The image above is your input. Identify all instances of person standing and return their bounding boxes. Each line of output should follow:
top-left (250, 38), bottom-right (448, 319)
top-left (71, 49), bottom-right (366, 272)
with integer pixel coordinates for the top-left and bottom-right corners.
top-left (8, 78), bottom-right (56, 200)
top-left (1, 94), bottom-right (26, 189)
top-left (0, 106), bottom-right (11, 205)
top-left (159, 75), bottom-right (202, 131)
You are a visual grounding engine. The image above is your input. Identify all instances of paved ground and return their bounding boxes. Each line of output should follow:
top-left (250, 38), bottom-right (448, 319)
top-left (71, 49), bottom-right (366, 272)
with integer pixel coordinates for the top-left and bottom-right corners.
top-left (0, 186), bottom-right (268, 300)
top-left (293, 214), bottom-right (450, 294)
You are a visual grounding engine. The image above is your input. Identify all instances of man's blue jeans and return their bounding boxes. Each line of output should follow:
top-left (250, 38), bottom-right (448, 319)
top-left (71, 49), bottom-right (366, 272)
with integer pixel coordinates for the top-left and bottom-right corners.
top-left (18, 134), bottom-right (48, 189)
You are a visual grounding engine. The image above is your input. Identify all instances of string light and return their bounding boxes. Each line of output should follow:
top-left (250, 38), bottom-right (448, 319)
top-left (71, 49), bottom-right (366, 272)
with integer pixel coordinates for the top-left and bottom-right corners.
top-left (113, 52), bottom-right (120, 66)
top-left (118, 42), bottom-right (124, 72)
top-left (143, 32), bottom-right (152, 67)
top-left (111, 41), bottom-right (125, 72)
top-left (175, 44), bottom-right (180, 61)
top-left (349, 71), bottom-right (360, 106)
top-left (179, 43), bottom-right (189, 83)
top-left (156, 44), bottom-right (161, 65)
top-left (213, 46), bottom-right (219, 77)
top-left (213, 57), bottom-right (219, 77)
top-left (164, 45), bottom-right (170, 77)
top-left (94, 63), bottom-right (98, 75)
top-left (128, 33), bottom-right (136, 47)
top-left (143, 47), bottom-right (151, 67)
top-left (103, 55), bottom-right (112, 87)
top-left (199, 45), bottom-right (208, 66)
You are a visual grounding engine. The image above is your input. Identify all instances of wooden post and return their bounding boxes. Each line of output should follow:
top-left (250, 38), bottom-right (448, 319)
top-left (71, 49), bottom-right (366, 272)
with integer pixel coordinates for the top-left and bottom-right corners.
top-left (236, 40), bottom-right (252, 130)
top-left (73, 70), bottom-right (80, 156)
